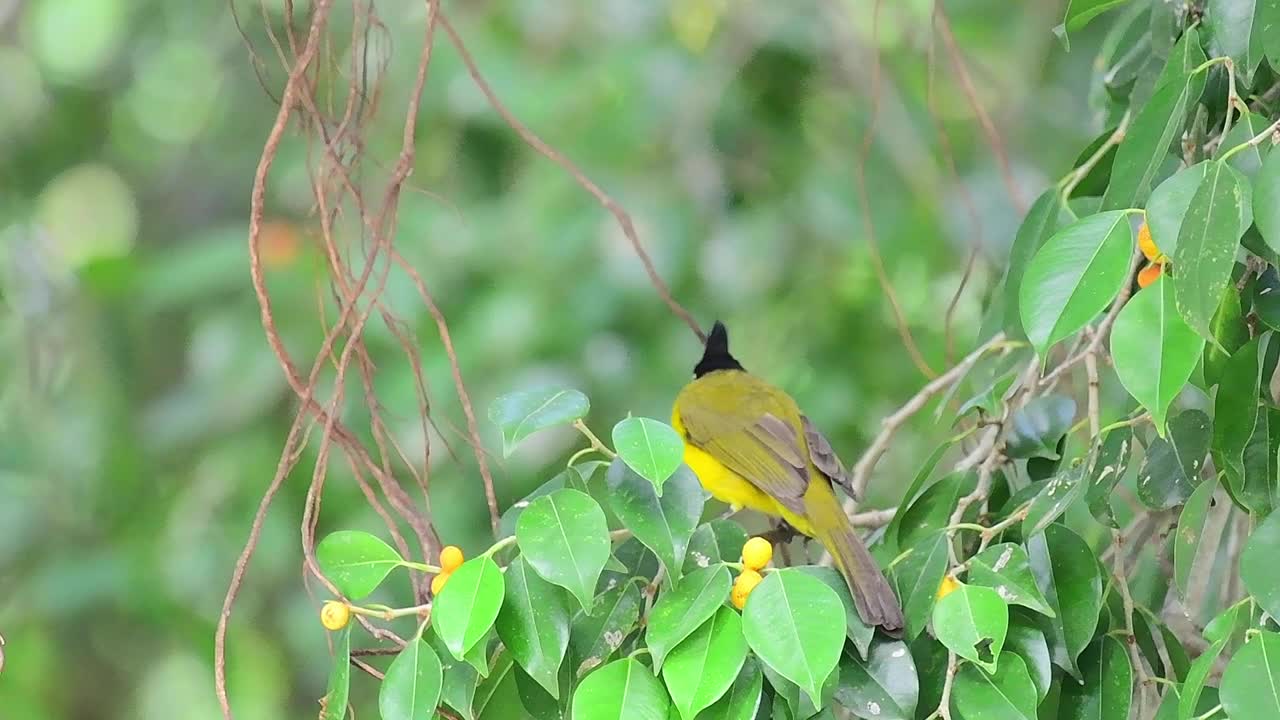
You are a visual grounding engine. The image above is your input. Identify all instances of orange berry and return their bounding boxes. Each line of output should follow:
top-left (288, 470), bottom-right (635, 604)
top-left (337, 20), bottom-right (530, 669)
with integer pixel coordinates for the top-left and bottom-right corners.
top-left (741, 537), bottom-right (774, 571)
top-left (731, 584), bottom-right (750, 610)
top-left (431, 572), bottom-right (450, 595)
top-left (440, 546), bottom-right (464, 573)
top-left (936, 575), bottom-right (960, 601)
top-left (1137, 222), bottom-right (1163, 263)
top-left (1137, 262), bottom-right (1163, 289)
top-left (320, 601), bottom-right (351, 630)
top-left (731, 569), bottom-right (764, 609)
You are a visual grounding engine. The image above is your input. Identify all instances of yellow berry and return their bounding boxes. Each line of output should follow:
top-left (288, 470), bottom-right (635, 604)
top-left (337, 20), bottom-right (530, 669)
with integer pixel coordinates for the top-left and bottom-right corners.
top-left (320, 601), bottom-right (351, 631)
top-left (731, 584), bottom-right (750, 610)
top-left (432, 572), bottom-right (450, 595)
top-left (936, 575), bottom-right (960, 601)
top-left (1137, 262), bottom-right (1163, 289)
top-left (1138, 222), bottom-right (1164, 263)
top-left (741, 537), bottom-right (774, 571)
top-left (440, 545), bottom-right (465, 573)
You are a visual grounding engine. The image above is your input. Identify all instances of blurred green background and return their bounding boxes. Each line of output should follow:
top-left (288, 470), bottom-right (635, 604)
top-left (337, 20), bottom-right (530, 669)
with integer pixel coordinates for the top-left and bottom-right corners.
top-left (1, 0), bottom-right (1110, 716)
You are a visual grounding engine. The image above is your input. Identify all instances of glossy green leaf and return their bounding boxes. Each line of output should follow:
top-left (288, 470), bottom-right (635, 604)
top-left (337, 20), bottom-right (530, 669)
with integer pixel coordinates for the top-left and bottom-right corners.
top-left (1027, 524), bottom-right (1102, 679)
top-left (1204, 285), bottom-right (1249, 387)
top-left (797, 566), bottom-right (875, 658)
top-left (1057, 637), bottom-right (1132, 720)
top-left (1205, 0), bottom-right (1268, 86)
top-left (695, 659), bottom-right (763, 720)
top-left (968, 543), bottom-right (1055, 618)
top-left (1023, 463), bottom-right (1087, 537)
top-left (896, 471), bottom-right (977, 550)
top-left (1216, 111), bottom-right (1273, 177)
top-left (572, 581), bottom-right (643, 677)
top-left (1180, 634), bottom-right (1229, 720)
top-left (1019, 211), bottom-right (1135, 355)
top-left (1102, 74), bottom-right (1199, 210)
top-left (1156, 26), bottom-right (1209, 92)
top-left (1085, 427), bottom-right (1134, 529)
top-left (516, 489), bottom-right (610, 612)
top-left (889, 531), bottom-right (949, 642)
top-left (1004, 396), bottom-right (1076, 460)
top-left (833, 637), bottom-right (918, 720)
top-left (664, 607), bottom-right (749, 720)
top-left (1213, 336), bottom-right (1270, 513)
top-left (932, 584), bottom-right (1009, 674)
top-left (1257, 146), bottom-right (1280, 254)
top-left (315, 531), bottom-right (403, 601)
top-left (379, 637), bottom-right (444, 720)
top-left (572, 658), bottom-right (670, 720)
top-left (1174, 474), bottom-right (1219, 603)
top-left (761, 659), bottom-right (838, 720)
top-left (647, 565), bottom-right (732, 672)
top-left (743, 569), bottom-right (847, 708)
top-left (1112, 277), bottom-right (1205, 434)
top-left (512, 666), bottom-right (562, 720)
top-left (1172, 161), bottom-right (1251, 340)
top-left (321, 625), bottom-right (351, 720)
top-left (1241, 512), bottom-right (1280, 622)
top-left (495, 557), bottom-right (570, 699)
top-left (1136, 409), bottom-right (1211, 509)
top-left (1003, 189), bottom-right (1069, 339)
top-left (684, 521), bottom-right (748, 575)
top-left (1004, 618), bottom-right (1052, 700)
top-left (612, 417), bottom-right (685, 493)
top-left (954, 651), bottom-right (1037, 720)
top-left (884, 442), bottom-right (955, 552)
top-left (1146, 161), bottom-right (1210, 259)
top-left (488, 388), bottom-right (589, 458)
top-left (437, 633), bottom-right (481, 720)
top-left (435, 557), bottom-right (505, 660)
top-left (1220, 631), bottom-right (1280, 718)
top-left (606, 459), bottom-right (704, 581)
top-left (1056, 0), bottom-right (1133, 48)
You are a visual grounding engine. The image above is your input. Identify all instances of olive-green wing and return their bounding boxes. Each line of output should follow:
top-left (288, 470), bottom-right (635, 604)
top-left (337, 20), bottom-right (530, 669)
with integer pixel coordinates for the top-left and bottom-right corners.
top-left (801, 415), bottom-right (858, 501)
top-left (678, 404), bottom-right (810, 515)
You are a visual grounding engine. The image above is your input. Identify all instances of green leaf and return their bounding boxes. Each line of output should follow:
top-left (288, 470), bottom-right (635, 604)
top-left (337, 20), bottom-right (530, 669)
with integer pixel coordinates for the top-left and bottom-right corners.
top-left (321, 625), bottom-right (351, 720)
top-left (664, 607), bottom-right (749, 720)
top-left (606, 459), bottom-right (705, 581)
top-left (516, 489), bottom-right (610, 612)
top-left (1180, 634), bottom-right (1229, 720)
top-left (1112, 277), bottom-right (1206, 434)
top-left (571, 658), bottom-right (670, 720)
top-left (1216, 111), bottom-right (1273, 177)
top-left (494, 557), bottom-right (570, 699)
top-left (438, 636), bottom-right (480, 720)
top-left (315, 531), bottom-right (404, 601)
top-left (1242, 513), bottom-right (1280, 622)
top-left (1213, 336), bottom-right (1272, 513)
top-left (1220, 631), bottom-right (1280, 718)
top-left (1018, 211), bottom-right (1135, 356)
top-left (1136, 409), bottom-right (1211, 509)
top-left (571, 581), bottom-right (643, 678)
top-left (932, 583), bottom-right (1009, 674)
top-left (1028, 524), bottom-right (1102, 679)
top-left (695, 659), bottom-right (763, 720)
top-left (953, 651), bottom-right (1037, 720)
top-left (889, 531), bottom-right (950, 641)
top-left (1005, 396), bottom-right (1076, 460)
top-left (647, 565), bottom-right (733, 672)
top-left (435, 557), bottom-right (506, 661)
top-left (1056, 0), bottom-right (1133, 48)
top-left (684, 521), bottom-right (748, 575)
top-left (834, 637), bottom-right (917, 720)
top-left (1174, 474), bottom-right (1219, 603)
top-left (1172, 161), bottom-right (1251, 340)
top-left (1102, 74), bottom-right (1200, 210)
top-left (1085, 427), bottom-right (1134, 529)
top-left (1057, 637), bottom-right (1132, 720)
top-left (1204, 285), bottom-right (1249, 387)
top-left (1003, 190), bottom-right (1069, 339)
top-left (743, 569), bottom-right (847, 708)
top-left (471, 653), bottom-right (516, 720)
top-left (1205, 0), bottom-right (1268, 86)
top-left (1257, 147), bottom-right (1280, 255)
top-left (488, 388), bottom-right (590, 458)
top-left (612, 417), bottom-right (685, 493)
top-left (1146, 161), bottom-right (1211, 259)
top-left (379, 637), bottom-right (444, 720)
top-left (896, 471), bottom-right (977, 549)
top-left (884, 441), bottom-right (955, 553)
top-left (1023, 463), bottom-right (1087, 537)
top-left (1155, 26), bottom-right (1209, 93)
top-left (968, 544), bottom-right (1056, 618)
top-left (513, 667), bottom-right (562, 720)
top-left (1004, 617), bottom-right (1052, 701)
top-left (796, 566), bottom-right (875, 658)
top-left (1255, 269), bottom-right (1280, 331)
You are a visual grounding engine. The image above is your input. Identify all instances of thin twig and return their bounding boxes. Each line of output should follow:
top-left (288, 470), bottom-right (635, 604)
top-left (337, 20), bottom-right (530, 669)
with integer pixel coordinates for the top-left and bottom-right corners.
top-left (1041, 247), bottom-right (1143, 386)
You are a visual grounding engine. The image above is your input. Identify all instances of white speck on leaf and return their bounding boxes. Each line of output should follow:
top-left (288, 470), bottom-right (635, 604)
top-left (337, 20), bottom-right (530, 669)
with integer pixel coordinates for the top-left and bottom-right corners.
top-left (891, 647), bottom-right (906, 658)
top-left (866, 701), bottom-right (881, 715)
top-left (605, 630), bottom-right (624, 649)
top-left (994, 546), bottom-right (1015, 572)
top-left (693, 552), bottom-right (710, 568)
top-left (997, 585), bottom-right (1017, 602)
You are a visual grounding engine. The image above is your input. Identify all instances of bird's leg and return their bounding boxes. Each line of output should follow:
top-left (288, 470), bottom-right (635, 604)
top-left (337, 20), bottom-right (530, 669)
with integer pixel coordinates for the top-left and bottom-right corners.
top-left (759, 519), bottom-right (804, 547)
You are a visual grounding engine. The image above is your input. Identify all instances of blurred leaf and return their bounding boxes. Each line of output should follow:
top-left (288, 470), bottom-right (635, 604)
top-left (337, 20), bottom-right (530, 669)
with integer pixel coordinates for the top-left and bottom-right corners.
top-left (495, 557), bottom-right (570, 699)
top-left (572, 581), bottom-right (643, 678)
top-left (1085, 426), bottom-right (1134, 528)
top-left (743, 569), bottom-right (846, 708)
top-left (1056, 0), bottom-right (1134, 49)
top-left (1155, 26), bottom-right (1209, 92)
top-left (695, 659), bottom-right (763, 720)
top-left (571, 659), bottom-right (669, 720)
top-left (320, 626), bottom-right (351, 720)
top-left (1137, 409), bottom-right (1211, 508)
top-left (612, 417), bottom-right (685, 493)
top-left (647, 565), bottom-right (732, 672)
top-left (896, 471), bottom-right (977, 550)
top-left (1220, 631), bottom-right (1280, 718)
top-left (1241, 512), bottom-right (1280, 622)
top-left (1172, 161), bottom-right (1251, 340)
top-left (1005, 396), bottom-right (1077, 460)
top-left (663, 607), bottom-right (749, 720)
top-left (953, 651), bottom-right (1037, 720)
top-left (1146, 161), bottom-right (1210, 258)
top-left (1204, 0), bottom-right (1268, 86)
top-left (889, 531), bottom-right (949, 642)
top-left (1174, 474), bottom-right (1220, 602)
top-left (516, 489), bottom-right (610, 612)
top-left (1057, 637), bottom-right (1132, 720)
top-left (1254, 268), bottom-right (1280, 331)
top-left (684, 520), bottom-right (748, 574)
top-left (1216, 111), bottom-right (1273, 177)
top-left (606, 459), bottom-right (704, 581)
top-left (1023, 463), bottom-right (1087, 537)
top-left (436, 557), bottom-right (506, 660)
top-left (968, 544), bottom-right (1055, 618)
top-left (1003, 190), bottom-right (1069, 338)
top-left (796, 566), bottom-right (875, 657)
top-left (1204, 285), bottom-right (1248, 386)
top-left (437, 632), bottom-right (480, 720)
top-left (513, 667), bottom-right (562, 720)
top-left (1180, 633), bottom-right (1230, 719)
top-left (1102, 73), bottom-right (1200, 210)
top-left (1018, 211), bottom-right (1134, 356)
top-left (833, 637), bottom-right (918, 720)
top-left (315, 531), bottom-right (403, 601)
top-left (379, 637), bottom-right (443, 720)
top-left (1213, 336), bottom-right (1272, 513)
top-left (932, 584), bottom-right (1008, 674)
top-left (1257, 148), bottom-right (1280, 255)
top-left (1004, 617), bottom-right (1052, 700)
top-left (489, 388), bottom-right (590, 457)
top-left (1112, 277), bottom-right (1205, 433)
top-left (883, 441), bottom-right (954, 554)
top-left (1028, 525), bottom-right (1102, 679)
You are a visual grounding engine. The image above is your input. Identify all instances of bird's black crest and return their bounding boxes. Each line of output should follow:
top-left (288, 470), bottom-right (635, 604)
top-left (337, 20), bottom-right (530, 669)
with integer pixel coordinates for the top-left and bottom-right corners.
top-left (694, 320), bottom-right (745, 377)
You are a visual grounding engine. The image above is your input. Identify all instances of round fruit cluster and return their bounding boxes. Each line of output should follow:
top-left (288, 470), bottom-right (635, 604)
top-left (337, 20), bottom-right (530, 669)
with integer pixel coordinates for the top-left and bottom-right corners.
top-left (731, 536), bottom-right (773, 609)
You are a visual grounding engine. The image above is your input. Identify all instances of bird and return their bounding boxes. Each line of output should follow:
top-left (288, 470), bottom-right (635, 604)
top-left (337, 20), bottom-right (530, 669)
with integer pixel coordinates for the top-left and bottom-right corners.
top-left (671, 321), bottom-right (904, 632)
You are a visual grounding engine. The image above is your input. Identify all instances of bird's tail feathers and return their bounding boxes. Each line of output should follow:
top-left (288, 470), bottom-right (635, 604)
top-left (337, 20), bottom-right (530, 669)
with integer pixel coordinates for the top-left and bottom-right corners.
top-left (805, 482), bottom-right (904, 634)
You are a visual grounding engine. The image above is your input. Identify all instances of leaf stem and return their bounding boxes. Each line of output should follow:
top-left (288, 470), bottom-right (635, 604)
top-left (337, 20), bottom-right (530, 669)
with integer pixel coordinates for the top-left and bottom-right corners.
top-left (482, 535), bottom-right (518, 558)
top-left (573, 419), bottom-right (617, 459)
top-left (1218, 118), bottom-right (1280, 163)
top-left (1192, 704), bottom-right (1224, 720)
top-left (347, 601), bottom-right (433, 621)
top-left (1058, 109), bottom-right (1131, 202)
top-left (400, 560), bottom-right (443, 574)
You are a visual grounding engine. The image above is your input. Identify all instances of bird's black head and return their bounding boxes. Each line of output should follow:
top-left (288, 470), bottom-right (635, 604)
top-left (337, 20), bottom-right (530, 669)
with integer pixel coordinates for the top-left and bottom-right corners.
top-left (693, 321), bottom-right (745, 378)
